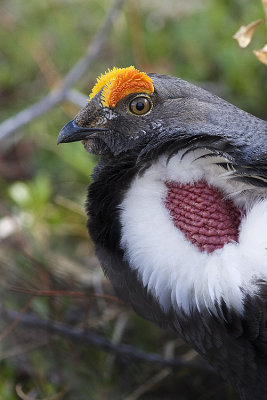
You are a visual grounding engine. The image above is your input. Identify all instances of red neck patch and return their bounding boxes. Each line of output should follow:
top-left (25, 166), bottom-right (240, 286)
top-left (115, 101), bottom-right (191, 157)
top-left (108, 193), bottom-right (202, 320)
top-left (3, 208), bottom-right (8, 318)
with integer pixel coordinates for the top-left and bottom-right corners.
top-left (165, 180), bottom-right (242, 253)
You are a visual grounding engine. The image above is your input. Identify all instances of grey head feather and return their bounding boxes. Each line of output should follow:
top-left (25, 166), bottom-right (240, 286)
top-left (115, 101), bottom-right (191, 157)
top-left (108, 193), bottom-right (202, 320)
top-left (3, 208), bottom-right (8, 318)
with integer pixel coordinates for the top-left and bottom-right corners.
top-left (149, 74), bottom-right (267, 166)
top-left (60, 72), bottom-right (267, 170)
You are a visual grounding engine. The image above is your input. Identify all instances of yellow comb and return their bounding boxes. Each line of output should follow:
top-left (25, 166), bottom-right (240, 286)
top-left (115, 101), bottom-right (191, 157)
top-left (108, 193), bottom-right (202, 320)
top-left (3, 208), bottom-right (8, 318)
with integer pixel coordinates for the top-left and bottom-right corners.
top-left (89, 66), bottom-right (154, 108)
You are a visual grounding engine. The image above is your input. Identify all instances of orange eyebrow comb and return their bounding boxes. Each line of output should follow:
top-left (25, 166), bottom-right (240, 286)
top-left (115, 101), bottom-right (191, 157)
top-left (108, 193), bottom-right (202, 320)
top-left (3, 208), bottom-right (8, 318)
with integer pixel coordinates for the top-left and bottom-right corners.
top-left (89, 66), bottom-right (154, 108)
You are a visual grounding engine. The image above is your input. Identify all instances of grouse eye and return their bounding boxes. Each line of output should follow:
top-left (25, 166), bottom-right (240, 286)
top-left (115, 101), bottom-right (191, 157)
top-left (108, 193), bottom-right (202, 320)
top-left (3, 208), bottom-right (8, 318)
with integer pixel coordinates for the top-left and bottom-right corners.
top-left (129, 97), bottom-right (152, 115)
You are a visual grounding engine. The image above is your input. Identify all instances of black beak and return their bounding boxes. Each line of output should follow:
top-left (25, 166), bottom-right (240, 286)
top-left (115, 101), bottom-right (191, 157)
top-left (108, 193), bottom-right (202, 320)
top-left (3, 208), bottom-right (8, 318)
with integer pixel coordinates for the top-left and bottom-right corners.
top-left (57, 119), bottom-right (107, 144)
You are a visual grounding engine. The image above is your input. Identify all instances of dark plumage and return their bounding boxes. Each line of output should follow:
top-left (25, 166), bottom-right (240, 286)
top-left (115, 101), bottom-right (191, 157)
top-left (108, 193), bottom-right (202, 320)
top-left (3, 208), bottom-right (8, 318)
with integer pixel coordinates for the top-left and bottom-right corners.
top-left (58, 67), bottom-right (267, 400)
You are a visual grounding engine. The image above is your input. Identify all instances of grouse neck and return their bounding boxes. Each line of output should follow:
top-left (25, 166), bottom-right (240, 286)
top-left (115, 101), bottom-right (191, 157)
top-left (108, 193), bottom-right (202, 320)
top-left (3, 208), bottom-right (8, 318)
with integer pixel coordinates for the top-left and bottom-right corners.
top-left (119, 150), bottom-right (267, 316)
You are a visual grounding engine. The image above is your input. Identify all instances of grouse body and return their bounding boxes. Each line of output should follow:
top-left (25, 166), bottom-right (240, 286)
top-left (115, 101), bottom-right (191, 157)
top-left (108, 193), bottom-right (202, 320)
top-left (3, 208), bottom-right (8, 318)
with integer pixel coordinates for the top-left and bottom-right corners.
top-left (58, 67), bottom-right (267, 400)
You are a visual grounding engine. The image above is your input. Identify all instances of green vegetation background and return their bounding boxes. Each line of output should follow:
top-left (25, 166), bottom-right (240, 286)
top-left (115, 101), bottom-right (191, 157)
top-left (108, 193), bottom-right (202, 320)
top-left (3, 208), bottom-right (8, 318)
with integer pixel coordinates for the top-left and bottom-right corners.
top-left (0, 0), bottom-right (266, 399)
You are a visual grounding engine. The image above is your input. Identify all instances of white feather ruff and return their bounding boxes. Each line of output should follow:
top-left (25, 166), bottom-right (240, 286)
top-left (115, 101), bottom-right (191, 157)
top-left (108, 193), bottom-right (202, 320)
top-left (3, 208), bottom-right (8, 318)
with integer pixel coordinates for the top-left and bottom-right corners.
top-left (120, 151), bottom-right (267, 315)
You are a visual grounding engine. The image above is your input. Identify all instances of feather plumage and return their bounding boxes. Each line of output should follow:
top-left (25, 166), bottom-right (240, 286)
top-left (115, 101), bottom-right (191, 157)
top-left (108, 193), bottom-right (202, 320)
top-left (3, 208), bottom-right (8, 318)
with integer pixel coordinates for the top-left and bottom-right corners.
top-left (58, 68), bottom-right (267, 400)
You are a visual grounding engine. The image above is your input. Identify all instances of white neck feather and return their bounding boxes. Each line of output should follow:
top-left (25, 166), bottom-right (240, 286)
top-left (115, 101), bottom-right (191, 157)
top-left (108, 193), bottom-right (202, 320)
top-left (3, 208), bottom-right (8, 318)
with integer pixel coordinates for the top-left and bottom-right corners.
top-left (119, 151), bottom-right (267, 315)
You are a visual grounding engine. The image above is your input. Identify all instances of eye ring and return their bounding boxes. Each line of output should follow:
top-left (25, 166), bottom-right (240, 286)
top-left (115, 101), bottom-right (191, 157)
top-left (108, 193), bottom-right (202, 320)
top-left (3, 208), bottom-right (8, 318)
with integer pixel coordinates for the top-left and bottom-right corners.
top-left (129, 96), bottom-right (152, 115)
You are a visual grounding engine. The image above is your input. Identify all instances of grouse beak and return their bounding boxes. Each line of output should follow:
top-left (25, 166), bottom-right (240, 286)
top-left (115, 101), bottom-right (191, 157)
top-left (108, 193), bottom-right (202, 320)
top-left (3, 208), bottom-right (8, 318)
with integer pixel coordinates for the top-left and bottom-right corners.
top-left (57, 119), bottom-right (107, 144)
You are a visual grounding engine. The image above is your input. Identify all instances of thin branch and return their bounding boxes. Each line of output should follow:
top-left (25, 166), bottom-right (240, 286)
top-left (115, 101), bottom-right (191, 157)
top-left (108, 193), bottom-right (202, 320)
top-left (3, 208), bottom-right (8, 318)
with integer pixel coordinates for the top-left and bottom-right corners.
top-left (125, 368), bottom-right (172, 400)
top-left (62, 0), bottom-right (126, 90)
top-left (262, 0), bottom-right (267, 21)
top-left (0, 306), bottom-right (213, 372)
top-left (16, 382), bottom-right (71, 400)
top-left (0, 339), bottom-right (48, 361)
top-left (0, 0), bottom-right (126, 141)
top-left (0, 297), bottom-right (34, 341)
top-left (0, 90), bottom-right (64, 141)
top-left (65, 89), bottom-right (88, 108)
top-left (9, 286), bottom-right (124, 304)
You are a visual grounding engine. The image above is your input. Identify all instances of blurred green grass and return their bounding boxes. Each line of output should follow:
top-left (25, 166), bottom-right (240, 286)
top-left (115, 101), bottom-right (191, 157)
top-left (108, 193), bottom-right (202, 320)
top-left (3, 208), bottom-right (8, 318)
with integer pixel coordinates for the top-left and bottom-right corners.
top-left (0, 0), bottom-right (266, 399)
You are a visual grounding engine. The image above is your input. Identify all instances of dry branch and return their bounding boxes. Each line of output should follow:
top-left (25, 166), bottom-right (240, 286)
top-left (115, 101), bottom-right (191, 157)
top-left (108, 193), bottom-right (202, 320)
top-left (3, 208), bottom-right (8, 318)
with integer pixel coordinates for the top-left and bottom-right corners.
top-left (9, 286), bottom-right (124, 304)
top-left (0, 0), bottom-right (126, 141)
top-left (0, 306), bottom-right (212, 372)
top-left (65, 90), bottom-right (88, 108)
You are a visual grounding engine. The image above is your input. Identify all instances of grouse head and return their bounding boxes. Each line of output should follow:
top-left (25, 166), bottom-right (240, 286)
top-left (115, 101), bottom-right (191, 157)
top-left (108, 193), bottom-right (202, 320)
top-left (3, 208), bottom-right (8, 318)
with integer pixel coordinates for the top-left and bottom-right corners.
top-left (58, 66), bottom-right (266, 163)
top-left (58, 66), bottom-right (267, 400)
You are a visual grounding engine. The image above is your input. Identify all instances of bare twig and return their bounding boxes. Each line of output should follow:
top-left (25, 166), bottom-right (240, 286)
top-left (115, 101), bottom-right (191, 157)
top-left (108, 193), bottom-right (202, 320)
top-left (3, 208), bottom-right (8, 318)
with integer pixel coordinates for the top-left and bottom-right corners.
top-left (104, 312), bottom-right (129, 377)
top-left (16, 382), bottom-right (71, 400)
top-left (124, 368), bottom-right (172, 400)
top-left (0, 90), bottom-right (64, 141)
top-left (0, 339), bottom-right (48, 361)
top-left (0, 306), bottom-right (212, 372)
top-left (65, 90), bottom-right (88, 108)
top-left (62, 0), bottom-right (126, 90)
top-left (0, 297), bottom-right (34, 341)
top-left (9, 286), bottom-right (124, 304)
top-left (0, 0), bottom-right (126, 141)
top-left (125, 337), bottom-right (178, 400)
top-left (262, 0), bottom-right (267, 21)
